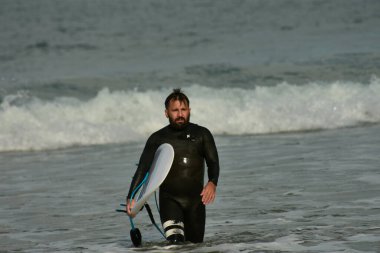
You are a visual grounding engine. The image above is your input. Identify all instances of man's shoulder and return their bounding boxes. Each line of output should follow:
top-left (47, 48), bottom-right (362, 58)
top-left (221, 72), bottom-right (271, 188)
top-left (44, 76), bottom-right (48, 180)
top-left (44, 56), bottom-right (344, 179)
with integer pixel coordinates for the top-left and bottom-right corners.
top-left (148, 125), bottom-right (170, 138)
top-left (189, 123), bottom-right (212, 135)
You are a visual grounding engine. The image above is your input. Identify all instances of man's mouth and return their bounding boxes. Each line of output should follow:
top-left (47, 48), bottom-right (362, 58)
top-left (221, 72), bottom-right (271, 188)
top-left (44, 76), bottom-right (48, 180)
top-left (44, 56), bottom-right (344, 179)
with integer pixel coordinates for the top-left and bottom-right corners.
top-left (175, 117), bottom-right (185, 122)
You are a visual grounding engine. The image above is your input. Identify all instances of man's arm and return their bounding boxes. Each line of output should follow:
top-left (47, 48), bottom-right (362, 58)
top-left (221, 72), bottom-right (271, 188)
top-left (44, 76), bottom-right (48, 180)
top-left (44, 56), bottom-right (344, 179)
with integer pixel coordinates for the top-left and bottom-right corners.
top-left (201, 127), bottom-right (220, 205)
top-left (203, 127), bottom-right (220, 186)
top-left (125, 136), bottom-right (157, 215)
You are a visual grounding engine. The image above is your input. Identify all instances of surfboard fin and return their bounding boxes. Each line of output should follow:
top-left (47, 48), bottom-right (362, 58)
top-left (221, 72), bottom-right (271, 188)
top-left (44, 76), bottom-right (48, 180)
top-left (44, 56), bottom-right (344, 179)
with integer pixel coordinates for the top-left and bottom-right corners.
top-left (115, 205), bottom-right (143, 247)
top-left (130, 228), bottom-right (142, 247)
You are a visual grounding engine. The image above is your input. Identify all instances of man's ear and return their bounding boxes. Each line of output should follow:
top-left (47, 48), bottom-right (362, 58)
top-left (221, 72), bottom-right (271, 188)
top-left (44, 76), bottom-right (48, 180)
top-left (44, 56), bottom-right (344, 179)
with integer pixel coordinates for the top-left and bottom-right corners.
top-left (165, 109), bottom-right (168, 118)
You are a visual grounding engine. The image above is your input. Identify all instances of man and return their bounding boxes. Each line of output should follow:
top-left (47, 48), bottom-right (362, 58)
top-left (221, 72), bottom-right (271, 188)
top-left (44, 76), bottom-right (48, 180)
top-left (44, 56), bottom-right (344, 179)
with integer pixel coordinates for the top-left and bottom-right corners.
top-left (126, 89), bottom-right (220, 244)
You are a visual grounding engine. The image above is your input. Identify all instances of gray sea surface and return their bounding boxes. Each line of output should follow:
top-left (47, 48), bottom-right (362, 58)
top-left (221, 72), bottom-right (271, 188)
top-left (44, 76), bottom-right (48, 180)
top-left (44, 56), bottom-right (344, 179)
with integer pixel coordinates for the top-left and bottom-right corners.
top-left (1, 125), bottom-right (380, 252)
top-left (1, 0), bottom-right (380, 252)
top-left (1, 0), bottom-right (380, 97)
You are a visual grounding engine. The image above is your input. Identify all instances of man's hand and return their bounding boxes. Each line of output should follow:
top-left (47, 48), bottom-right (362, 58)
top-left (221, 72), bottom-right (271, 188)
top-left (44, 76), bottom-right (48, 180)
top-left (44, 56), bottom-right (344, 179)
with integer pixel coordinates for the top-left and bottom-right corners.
top-left (201, 181), bottom-right (216, 205)
top-left (126, 199), bottom-right (136, 218)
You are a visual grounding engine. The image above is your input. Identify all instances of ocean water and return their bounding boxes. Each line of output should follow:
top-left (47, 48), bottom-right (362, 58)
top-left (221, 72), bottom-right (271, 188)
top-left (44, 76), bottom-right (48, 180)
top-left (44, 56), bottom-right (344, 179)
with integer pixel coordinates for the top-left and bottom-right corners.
top-left (1, 0), bottom-right (380, 252)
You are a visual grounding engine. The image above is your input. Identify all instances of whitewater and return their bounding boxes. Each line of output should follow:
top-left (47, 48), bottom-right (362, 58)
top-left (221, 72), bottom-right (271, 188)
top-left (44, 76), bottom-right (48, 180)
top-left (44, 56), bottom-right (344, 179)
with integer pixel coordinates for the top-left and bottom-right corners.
top-left (2, 77), bottom-right (380, 152)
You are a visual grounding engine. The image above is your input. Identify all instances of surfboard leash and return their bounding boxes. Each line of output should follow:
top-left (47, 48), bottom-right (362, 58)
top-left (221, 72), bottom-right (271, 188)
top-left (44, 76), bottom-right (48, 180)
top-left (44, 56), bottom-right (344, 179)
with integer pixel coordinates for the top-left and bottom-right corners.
top-left (154, 191), bottom-right (160, 213)
top-left (152, 191), bottom-right (166, 238)
top-left (116, 172), bottom-right (150, 247)
top-left (144, 203), bottom-right (166, 238)
top-left (127, 172), bottom-right (150, 229)
top-left (116, 172), bottom-right (167, 246)
top-left (129, 172), bottom-right (150, 202)
top-left (129, 173), bottom-right (165, 239)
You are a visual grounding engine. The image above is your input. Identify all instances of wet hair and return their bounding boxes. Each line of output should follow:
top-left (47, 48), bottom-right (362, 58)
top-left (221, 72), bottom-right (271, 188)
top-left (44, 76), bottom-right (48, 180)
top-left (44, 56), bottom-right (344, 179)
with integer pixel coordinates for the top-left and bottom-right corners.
top-left (164, 88), bottom-right (190, 109)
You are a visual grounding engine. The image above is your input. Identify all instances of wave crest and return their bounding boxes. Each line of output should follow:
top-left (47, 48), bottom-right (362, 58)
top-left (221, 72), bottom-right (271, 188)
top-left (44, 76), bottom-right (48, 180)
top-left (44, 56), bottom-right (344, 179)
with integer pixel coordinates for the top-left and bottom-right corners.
top-left (1, 77), bottom-right (380, 151)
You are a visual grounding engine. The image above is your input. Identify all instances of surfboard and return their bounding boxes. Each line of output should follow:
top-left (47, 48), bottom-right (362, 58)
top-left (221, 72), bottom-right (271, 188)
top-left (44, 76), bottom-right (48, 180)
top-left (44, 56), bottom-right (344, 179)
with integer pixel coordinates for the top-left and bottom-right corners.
top-left (130, 143), bottom-right (174, 216)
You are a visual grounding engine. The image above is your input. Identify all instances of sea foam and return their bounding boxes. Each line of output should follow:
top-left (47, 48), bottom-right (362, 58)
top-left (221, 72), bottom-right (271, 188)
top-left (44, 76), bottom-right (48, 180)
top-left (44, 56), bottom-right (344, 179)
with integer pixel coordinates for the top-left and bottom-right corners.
top-left (1, 77), bottom-right (380, 152)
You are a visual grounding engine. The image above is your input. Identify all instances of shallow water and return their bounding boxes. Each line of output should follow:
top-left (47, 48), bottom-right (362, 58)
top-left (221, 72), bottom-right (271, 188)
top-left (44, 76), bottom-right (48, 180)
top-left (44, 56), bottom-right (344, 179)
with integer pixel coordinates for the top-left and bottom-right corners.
top-left (1, 124), bottom-right (379, 252)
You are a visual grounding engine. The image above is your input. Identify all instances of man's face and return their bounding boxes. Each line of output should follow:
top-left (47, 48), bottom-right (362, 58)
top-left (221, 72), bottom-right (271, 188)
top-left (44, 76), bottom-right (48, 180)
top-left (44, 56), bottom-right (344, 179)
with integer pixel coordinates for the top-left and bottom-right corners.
top-left (165, 99), bottom-right (191, 129)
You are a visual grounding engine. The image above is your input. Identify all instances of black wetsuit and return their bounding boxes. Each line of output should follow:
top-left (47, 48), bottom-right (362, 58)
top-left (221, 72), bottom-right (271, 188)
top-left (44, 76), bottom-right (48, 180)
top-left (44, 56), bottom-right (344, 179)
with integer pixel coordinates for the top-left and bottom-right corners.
top-left (127, 122), bottom-right (219, 243)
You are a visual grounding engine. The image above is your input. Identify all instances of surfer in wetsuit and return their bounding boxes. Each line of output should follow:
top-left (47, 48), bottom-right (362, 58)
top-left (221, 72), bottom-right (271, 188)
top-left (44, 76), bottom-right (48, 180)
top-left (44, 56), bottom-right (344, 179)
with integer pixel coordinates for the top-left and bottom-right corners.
top-left (126, 89), bottom-right (219, 244)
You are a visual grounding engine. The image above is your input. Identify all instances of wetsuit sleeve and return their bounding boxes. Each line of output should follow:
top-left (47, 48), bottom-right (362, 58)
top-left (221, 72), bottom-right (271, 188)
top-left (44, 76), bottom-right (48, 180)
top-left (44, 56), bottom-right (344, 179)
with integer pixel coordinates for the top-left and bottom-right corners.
top-left (202, 127), bottom-right (220, 186)
top-left (126, 135), bottom-right (157, 200)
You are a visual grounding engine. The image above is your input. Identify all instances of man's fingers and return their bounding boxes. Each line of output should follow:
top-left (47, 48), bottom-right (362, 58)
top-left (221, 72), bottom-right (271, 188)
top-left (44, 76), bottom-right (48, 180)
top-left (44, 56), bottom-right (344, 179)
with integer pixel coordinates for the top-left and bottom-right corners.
top-left (202, 191), bottom-right (214, 205)
top-left (126, 200), bottom-right (136, 217)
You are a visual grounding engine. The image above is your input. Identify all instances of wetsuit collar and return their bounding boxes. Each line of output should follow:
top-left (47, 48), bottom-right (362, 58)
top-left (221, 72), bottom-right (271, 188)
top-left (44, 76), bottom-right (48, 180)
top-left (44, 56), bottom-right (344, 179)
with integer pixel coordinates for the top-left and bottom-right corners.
top-left (168, 122), bottom-right (190, 131)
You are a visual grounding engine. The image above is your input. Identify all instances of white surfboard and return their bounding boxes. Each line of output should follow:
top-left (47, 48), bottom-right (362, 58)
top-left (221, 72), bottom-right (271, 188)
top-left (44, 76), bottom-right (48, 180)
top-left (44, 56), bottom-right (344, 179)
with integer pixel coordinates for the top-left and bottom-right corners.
top-left (130, 143), bottom-right (174, 216)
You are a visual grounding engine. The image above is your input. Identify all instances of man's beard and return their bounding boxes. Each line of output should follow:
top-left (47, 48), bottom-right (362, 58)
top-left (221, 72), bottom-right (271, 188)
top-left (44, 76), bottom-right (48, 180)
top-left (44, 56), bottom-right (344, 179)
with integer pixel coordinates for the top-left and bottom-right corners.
top-left (168, 115), bottom-right (190, 130)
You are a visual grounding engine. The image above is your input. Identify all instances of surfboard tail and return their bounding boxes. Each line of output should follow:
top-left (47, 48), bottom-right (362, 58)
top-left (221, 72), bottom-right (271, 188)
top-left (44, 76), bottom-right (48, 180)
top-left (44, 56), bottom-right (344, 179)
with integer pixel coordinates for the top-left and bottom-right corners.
top-left (130, 143), bottom-right (174, 216)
